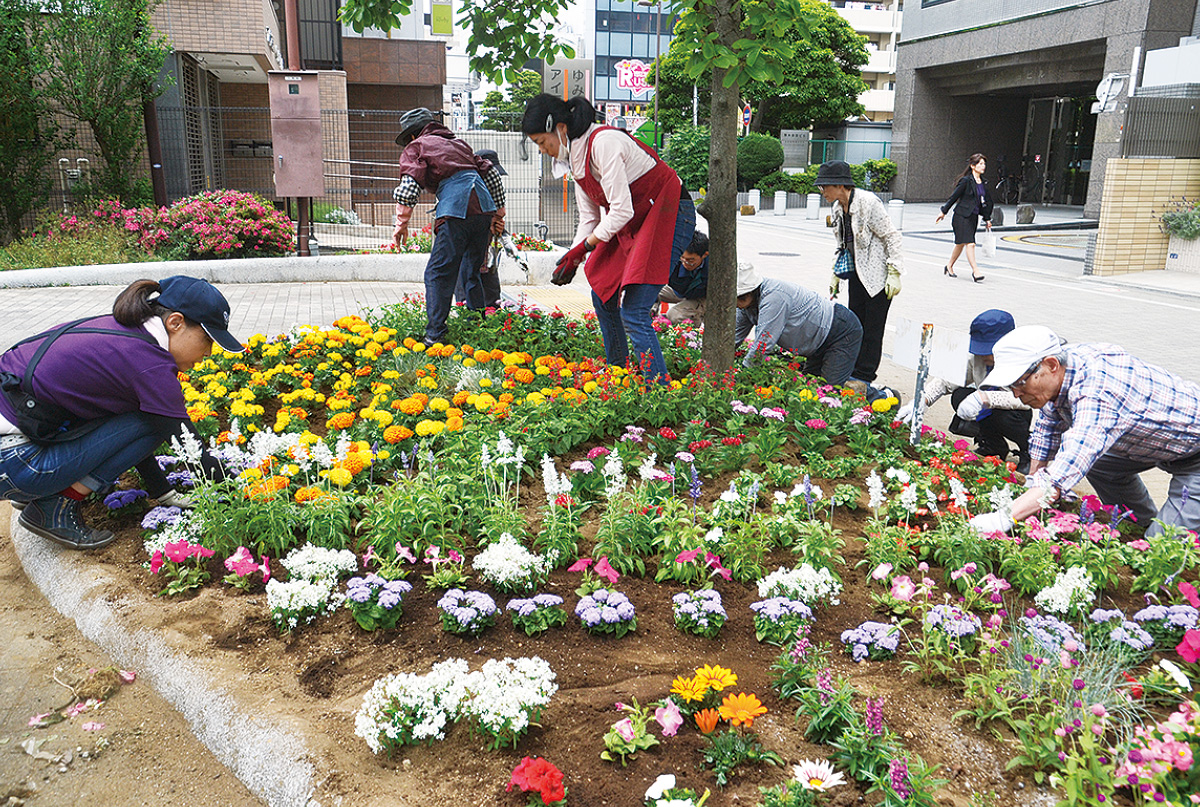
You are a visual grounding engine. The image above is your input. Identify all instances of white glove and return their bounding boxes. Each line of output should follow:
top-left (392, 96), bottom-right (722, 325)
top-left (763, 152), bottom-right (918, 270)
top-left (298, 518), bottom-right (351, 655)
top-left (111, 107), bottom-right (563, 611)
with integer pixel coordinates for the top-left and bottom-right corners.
top-left (895, 401), bottom-right (914, 424)
top-left (970, 511), bottom-right (1014, 534)
top-left (956, 390), bottom-right (987, 421)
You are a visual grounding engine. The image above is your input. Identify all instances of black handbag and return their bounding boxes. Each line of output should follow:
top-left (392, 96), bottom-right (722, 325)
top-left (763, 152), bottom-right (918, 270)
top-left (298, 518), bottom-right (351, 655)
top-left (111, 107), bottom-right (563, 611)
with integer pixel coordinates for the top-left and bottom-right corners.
top-left (0, 317), bottom-right (158, 444)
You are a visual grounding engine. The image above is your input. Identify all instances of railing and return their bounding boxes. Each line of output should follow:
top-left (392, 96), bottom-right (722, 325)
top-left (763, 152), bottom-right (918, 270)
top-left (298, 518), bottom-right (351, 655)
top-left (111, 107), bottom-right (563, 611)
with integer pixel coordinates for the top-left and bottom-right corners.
top-left (1122, 96), bottom-right (1200, 159)
top-left (810, 139), bottom-right (892, 164)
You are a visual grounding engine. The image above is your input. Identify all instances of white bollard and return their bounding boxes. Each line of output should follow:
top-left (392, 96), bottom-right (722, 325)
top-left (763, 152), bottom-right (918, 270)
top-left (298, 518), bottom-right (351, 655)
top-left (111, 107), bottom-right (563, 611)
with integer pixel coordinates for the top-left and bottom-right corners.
top-left (888, 198), bottom-right (904, 230)
top-left (806, 193), bottom-right (821, 220)
top-left (748, 189), bottom-right (761, 212)
top-left (773, 190), bottom-right (787, 216)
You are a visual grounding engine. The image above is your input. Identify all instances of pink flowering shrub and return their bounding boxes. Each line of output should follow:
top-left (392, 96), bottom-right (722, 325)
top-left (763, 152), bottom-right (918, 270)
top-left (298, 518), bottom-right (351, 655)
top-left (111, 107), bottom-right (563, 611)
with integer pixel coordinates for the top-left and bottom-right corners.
top-left (1114, 699), bottom-right (1200, 804)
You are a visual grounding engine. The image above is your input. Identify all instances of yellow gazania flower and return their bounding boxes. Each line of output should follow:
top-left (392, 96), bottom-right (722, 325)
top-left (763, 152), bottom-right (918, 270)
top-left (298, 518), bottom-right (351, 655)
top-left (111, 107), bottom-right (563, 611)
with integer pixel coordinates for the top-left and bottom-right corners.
top-left (694, 664), bottom-right (737, 692)
top-left (718, 692), bottom-right (767, 728)
top-left (670, 675), bottom-right (709, 703)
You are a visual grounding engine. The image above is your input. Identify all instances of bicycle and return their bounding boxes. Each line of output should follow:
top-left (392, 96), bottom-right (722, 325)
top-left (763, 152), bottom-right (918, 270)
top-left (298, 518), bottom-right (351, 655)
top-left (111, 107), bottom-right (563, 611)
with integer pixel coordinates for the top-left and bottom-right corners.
top-left (993, 158), bottom-right (1020, 205)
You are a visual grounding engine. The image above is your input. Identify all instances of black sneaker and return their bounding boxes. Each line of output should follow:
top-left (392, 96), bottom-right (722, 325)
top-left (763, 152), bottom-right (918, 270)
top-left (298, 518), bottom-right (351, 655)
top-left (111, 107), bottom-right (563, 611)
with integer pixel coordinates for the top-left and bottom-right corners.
top-left (18, 495), bottom-right (116, 550)
top-left (0, 476), bottom-right (36, 510)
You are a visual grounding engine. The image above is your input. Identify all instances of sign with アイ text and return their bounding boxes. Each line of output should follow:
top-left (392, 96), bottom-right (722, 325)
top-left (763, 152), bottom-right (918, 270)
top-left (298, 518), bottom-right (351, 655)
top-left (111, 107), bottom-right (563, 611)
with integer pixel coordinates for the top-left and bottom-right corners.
top-left (543, 59), bottom-right (593, 100)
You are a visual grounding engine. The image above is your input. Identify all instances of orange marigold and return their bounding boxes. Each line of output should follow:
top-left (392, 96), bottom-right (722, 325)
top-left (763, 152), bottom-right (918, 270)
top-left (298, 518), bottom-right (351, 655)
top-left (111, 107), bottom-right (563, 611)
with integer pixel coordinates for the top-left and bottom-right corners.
top-left (383, 425), bottom-right (414, 444)
top-left (514, 368), bottom-right (535, 384)
top-left (498, 393), bottom-right (515, 404)
top-left (341, 454), bottom-right (367, 475)
top-left (327, 412), bottom-right (356, 430)
top-left (397, 397), bottom-right (425, 416)
top-left (446, 416), bottom-right (465, 431)
top-left (452, 391), bottom-right (471, 407)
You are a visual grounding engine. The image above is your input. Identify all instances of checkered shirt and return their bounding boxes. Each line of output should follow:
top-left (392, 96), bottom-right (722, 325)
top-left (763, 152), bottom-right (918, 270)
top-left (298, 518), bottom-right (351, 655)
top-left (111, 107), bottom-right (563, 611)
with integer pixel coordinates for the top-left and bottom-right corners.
top-left (1030, 343), bottom-right (1200, 493)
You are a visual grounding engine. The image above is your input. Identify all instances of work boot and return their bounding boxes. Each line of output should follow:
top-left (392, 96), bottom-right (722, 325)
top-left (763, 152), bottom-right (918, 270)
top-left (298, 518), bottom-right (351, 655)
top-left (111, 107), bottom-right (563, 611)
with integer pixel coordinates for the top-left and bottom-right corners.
top-left (18, 495), bottom-right (116, 550)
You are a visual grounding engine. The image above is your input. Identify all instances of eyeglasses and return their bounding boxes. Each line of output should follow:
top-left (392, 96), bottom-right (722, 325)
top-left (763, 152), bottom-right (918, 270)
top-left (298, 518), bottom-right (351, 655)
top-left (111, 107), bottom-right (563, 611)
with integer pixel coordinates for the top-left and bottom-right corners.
top-left (680, 254), bottom-right (703, 268)
top-left (1009, 359), bottom-right (1044, 391)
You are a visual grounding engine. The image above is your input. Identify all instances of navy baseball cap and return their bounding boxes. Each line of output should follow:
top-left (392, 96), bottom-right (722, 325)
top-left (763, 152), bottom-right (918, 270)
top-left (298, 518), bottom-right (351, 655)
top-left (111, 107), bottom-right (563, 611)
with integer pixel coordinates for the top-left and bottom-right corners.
top-left (969, 309), bottom-right (1015, 355)
top-left (155, 276), bottom-right (244, 354)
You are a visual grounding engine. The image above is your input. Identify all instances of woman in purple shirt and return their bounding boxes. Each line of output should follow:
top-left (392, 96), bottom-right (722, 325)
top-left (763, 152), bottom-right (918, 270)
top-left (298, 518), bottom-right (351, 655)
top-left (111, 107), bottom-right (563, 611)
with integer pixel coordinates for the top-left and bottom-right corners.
top-left (0, 276), bottom-right (241, 549)
top-left (935, 153), bottom-right (994, 282)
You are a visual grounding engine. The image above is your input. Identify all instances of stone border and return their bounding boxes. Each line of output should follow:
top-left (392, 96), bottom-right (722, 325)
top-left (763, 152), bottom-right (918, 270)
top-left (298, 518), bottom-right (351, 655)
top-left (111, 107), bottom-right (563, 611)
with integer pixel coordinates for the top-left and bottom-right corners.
top-left (9, 513), bottom-right (317, 807)
top-left (0, 250), bottom-right (563, 289)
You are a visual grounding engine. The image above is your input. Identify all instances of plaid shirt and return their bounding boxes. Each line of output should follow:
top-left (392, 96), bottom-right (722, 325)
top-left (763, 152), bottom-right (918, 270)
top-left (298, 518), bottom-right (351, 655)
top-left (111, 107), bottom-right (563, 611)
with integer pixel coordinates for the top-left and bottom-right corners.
top-left (393, 167), bottom-right (505, 209)
top-left (1030, 343), bottom-right (1200, 493)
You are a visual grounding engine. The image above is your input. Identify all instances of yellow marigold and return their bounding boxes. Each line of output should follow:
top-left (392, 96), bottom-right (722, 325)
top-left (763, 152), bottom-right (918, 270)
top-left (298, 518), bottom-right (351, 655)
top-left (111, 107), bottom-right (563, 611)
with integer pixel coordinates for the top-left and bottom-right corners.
top-left (473, 393), bottom-right (497, 412)
top-left (718, 692), bottom-right (767, 728)
top-left (559, 368), bottom-right (572, 378)
top-left (583, 381), bottom-right (598, 394)
top-left (327, 412), bottom-right (356, 430)
top-left (418, 376), bottom-right (438, 390)
top-left (535, 366), bottom-right (551, 376)
top-left (325, 468), bottom-right (353, 487)
top-left (670, 675), bottom-right (708, 703)
top-left (445, 416), bottom-right (464, 431)
top-left (415, 419), bottom-right (445, 437)
top-left (413, 342), bottom-right (427, 353)
top-left (240, 467), bottom-right (264, 480)
top-left (872, 396), bottom-right (898, 413)
top-left (462, 357), bottom-right (477, 368)
top-left (797, 389), bottom-right (816, 400)
top-left (384, 425), bottom-right (414, 444)
top-left (479, 378), bottom-right (493, 388)
top-left (694, 665), bottom-right (738, 692)
top-left (429, 397), bottom-right (450, 412)
top-left (372, 411), bottom-right (394, 427)
top-left (525, 392), bottom-right (546, 405)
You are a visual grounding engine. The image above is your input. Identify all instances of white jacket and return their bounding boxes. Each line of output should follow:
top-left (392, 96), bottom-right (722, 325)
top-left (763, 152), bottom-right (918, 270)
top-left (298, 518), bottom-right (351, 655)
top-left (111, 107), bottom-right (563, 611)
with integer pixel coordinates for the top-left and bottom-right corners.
top-left (831, 189), bottom-right (904, 297)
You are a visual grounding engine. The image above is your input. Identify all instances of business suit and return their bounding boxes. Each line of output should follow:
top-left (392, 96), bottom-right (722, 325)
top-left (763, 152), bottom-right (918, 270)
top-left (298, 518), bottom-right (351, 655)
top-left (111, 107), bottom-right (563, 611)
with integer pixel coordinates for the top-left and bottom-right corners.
top-left (941, 176), bottom-right (993, 245)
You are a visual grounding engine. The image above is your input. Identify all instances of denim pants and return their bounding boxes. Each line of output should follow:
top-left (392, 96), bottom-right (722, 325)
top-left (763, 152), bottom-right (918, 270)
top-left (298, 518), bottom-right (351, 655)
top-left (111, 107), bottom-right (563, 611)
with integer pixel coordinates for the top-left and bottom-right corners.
top-left (424, 214), bottom-right (492, 342)
top-left (802, 304), bottom-right (862, 387)
top-left (0, 412), bottom-right (178, 499)
top-left (1086, 449), bottom-right (1200, 537)
top-left (591, 195), bottom-right (695, 381)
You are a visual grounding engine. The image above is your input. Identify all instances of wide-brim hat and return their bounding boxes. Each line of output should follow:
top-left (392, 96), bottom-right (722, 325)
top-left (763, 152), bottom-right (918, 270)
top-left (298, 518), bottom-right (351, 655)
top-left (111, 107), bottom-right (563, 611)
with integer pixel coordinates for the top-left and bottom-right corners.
top-left (813, 160), bottom-right (855, 187)
top-left (980, 325), bottom-right (1063, 388)
top-left (154, 275), bottom-right (244, 354)
top-left (968, 309), bottom-right (1016, 355)
top-left (736, 262), bottom-right (762, 296)
top-left (394, 108), bottom-right (437, 145)
top-left (475, 149), bottom-right (507, 175)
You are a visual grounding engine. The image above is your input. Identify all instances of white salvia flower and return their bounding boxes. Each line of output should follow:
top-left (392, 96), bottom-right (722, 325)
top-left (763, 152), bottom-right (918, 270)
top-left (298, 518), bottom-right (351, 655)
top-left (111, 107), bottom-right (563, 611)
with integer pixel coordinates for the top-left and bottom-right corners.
top-left (310, 440), bottom-right (335, 468)
top-left (480, 443), bottom-right (492, 468)
top-left (334, 433), bottom-right (352, 462)
top-left (170, 425), bottom-right (204, 466)
top-left (228, 417), bottom-right (242, 445)
top-left (899, 484), bottom-right (919, 514)
top-left (513, 446), bottom-right (526, 467)
top-left (926, 488), bottom-right (939, 513)
top-left (638, 454), bottom-right (659, 482)
top-left (496, 431), bottom-right (513, 457)
top-left (988, 485), bottom-right (1015, 513)
top-left (601, 453), bottom-right (625, 497)
top-left (949, 477), bottom-right (969, 510)
top-left (866, 471), bottom-right (886, 510)
top-left (541, 454), bottom-right (570, 498)
top-left (885, 467), bottom-right (911, 485)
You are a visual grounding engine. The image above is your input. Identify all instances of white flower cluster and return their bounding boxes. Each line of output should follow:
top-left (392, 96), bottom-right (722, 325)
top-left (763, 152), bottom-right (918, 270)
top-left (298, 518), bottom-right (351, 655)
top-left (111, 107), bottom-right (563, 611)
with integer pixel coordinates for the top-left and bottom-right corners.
top-left (354, 656), bottom-right (556, 754)
top-left (866, 471), bottom-right (886, 510)
top-left (354, 658), bottom-right (471, 753)
top-left (472, 533), bottom-right (552, 593)
top-left (756, 563), bottom-right (843, 606)
top-left (541, 453), bottom-right (571, 499)
top-left (265, 577), bottom-right (343, 631)
top-left (458, 656), bottom-right (558, 745)
top-left (1034, 565), bottom-right (1097, 615)
top-left (602, 452), bottom-right (626, 498)
top-left (280, 543), bottom-right (358, 582)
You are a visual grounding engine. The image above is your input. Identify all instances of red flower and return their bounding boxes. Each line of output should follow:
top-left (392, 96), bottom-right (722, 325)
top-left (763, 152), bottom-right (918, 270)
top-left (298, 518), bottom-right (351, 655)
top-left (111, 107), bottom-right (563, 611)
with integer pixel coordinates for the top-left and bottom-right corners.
top-left (508, 757), bottom-right (565, 804)
top-left (721, 436), bottom-right (742, 446)
top-left (658, 427), bottom-right (677, 441)
top-left (1122, 671), bottom-right (1144, 699)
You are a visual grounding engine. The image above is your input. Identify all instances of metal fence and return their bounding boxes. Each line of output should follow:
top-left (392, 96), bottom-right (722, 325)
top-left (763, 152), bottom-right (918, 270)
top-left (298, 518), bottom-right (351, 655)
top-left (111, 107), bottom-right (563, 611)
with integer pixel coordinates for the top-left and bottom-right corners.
top-left (810, 139), bottom-right (891, 165)
top-left (1122, 96), bottom-right (1200, 159)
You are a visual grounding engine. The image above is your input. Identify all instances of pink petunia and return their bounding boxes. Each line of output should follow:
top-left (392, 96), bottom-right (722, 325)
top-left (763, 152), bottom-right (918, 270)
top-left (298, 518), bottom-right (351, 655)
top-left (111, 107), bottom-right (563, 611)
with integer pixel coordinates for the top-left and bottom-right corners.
top-left (224, 546), bottom-right (259, 576)
top-left (150, 550), bottom-right (165, 575)
top-left (259, 556), bottom-right (271, 583)
top-left (1180, 580), bottom-right (1200, 609)
top-left (871, 563), bottom-right (893, 581)
top-left (655, 700), bottom-right (684, 737)
top-left (567, 557), bottom-right (593, 573)
top-left (1177, 629), bottom-right (1200, 664)
top-left (890, 575), bottom-right (916, 602)
top-left (594, 556), bottom-right (620, 585)
top-left (675, 548), bottom-right (702, 564)
top-left (163, 540), bottom-right (192, 564)
top-left (705, 552), bottom-right (732, 581)
top-left (614, 717), bottom-right (636, 742)
top-left (119, 670), bottom-right (137, 684)
top-left (394, 543), bottom-right (417, 564)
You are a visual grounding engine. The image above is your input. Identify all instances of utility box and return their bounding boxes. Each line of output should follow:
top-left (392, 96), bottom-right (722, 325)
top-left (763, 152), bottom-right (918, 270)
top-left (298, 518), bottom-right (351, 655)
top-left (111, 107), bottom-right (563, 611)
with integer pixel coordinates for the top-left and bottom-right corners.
top-left (268, 71), bottom-right (323, 197)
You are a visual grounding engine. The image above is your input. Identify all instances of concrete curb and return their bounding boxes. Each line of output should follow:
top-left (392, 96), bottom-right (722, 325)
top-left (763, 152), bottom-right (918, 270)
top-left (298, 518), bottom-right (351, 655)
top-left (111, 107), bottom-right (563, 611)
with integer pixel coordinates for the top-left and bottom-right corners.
top-left (10, 515), bottom-right (316, 807)
top-left (0, 250), bottom-right (563, 289)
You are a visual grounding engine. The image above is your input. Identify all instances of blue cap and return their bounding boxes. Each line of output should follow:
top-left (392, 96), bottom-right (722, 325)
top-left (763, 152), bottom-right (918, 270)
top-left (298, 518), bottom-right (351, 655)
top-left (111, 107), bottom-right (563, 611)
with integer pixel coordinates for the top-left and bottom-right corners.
top-left (154, 276), bottom-right (244, 354)
top-left (969, 309), bottom-right (1015, 355)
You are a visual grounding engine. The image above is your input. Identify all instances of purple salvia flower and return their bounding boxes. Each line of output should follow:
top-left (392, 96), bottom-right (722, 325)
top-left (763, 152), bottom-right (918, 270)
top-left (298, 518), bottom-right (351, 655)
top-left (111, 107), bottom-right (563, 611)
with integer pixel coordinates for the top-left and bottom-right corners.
top-left (689, 464), bottom-right (702, 502)
top-left (865, 697), bottom-right (885, 736)
top-left (889, 758), bottom-right (912, 800)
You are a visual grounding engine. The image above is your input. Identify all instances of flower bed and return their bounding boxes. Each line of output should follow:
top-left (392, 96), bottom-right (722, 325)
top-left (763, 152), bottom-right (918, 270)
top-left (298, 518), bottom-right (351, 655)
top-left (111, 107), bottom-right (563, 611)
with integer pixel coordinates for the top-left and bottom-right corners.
top-left (60, 297), bottom-right (1200, 807)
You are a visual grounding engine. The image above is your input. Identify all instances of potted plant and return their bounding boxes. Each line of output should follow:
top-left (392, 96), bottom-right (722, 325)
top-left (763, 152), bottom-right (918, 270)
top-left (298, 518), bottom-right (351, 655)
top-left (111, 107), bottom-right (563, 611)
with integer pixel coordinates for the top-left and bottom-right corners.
top-left (1160, 197), bottom-right (1200, 273)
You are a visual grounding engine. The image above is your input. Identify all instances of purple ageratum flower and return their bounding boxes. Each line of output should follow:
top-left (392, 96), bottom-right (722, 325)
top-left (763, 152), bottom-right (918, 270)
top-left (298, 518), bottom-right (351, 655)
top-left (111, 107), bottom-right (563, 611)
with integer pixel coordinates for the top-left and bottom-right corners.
top-left (533, 593), bottom-right (564, 608)
top-left (1020, 614), bottom-right (1086, 654)
top-left (166, 469), bottom-right (195, 488)
top-left (347, 584), bottom-right (373, 603)
top-left (750, 597), bottom-right (814, 623)
top-left (141, 505), bottom-right (184, 530)
top-left (840, 621), bottom-right (901, 662)
top-left (925, 605), bottom-right (982, 639)
top-left (377, 588), bottom-right (403, 609)
top-left (1109, 621), bottom-right (1154, 651)
top-left (1090, 608), bottom-right (1125, 625)
top-left (104, 488), bottom-right (148, 510)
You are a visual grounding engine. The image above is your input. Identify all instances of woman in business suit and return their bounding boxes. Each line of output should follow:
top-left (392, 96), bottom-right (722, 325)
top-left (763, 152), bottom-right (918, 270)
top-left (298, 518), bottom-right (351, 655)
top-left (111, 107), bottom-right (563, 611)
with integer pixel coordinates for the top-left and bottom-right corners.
top-left (935, 153), bottom-right (993, 282)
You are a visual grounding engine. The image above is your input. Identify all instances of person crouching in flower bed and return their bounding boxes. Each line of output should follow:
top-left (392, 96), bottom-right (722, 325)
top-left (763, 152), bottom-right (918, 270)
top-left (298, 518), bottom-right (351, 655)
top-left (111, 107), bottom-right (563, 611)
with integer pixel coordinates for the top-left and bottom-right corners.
top-left (0, 276), bottom-right (241, 549)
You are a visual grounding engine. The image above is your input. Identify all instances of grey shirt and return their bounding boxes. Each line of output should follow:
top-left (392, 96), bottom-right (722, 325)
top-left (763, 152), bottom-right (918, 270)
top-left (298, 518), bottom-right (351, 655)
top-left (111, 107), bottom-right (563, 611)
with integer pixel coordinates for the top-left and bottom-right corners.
top-left (736, 277), bottom-right (835, 366)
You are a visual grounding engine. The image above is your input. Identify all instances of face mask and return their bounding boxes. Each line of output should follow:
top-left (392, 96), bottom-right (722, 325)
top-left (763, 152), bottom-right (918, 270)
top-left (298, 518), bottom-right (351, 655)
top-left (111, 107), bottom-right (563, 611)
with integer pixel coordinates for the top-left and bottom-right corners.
top-left (550, 130), bottom-right (571, 179)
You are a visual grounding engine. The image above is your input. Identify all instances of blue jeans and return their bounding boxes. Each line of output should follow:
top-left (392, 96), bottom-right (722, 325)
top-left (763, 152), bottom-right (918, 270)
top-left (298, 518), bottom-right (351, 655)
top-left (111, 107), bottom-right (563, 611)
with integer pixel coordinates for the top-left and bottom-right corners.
top-left (803, 303), bottom-right (862, 387)
top-left (424, 214), bottom-right (492, 342)
top-left (591, 195), bottom-right (695, 382)
top-left (0, 412), bottom-right (177, 498)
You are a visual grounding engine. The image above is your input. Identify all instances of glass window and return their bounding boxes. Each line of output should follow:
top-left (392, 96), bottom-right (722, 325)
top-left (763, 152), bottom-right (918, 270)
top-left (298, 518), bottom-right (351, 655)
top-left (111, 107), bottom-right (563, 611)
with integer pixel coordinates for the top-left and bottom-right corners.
top-left (609, 9), bottom-right (632, 32)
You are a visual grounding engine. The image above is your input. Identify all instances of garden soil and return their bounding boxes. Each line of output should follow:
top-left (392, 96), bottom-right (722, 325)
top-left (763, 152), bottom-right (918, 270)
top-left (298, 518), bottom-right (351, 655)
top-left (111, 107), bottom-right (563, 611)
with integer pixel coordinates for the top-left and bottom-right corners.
top-left (4, 471), bottom-right (1142, 807)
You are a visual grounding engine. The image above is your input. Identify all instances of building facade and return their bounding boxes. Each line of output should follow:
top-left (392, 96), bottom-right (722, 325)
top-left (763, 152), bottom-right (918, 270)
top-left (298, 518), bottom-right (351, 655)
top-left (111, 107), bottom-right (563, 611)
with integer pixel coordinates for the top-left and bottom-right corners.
top-left (890, 0), bottom-right (1200, 216)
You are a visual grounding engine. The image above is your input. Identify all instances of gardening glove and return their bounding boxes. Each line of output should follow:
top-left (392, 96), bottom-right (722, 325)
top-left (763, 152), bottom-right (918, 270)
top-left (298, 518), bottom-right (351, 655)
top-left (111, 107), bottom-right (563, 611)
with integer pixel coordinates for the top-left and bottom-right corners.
top-left (895, 401), bottom-right (914, 424)
top-left (884, 264), bottom-right (902, 300)
top-left (156, 489), bottom-right (195, 510)
top-left (553, 240), bottom-right (591, 286)
top-left (970, 511), bottom-right (1014, 535)
top-left (955, 390), bottom-right (989, 421)
top-left (829, 272), bottom-right (840, 298)
top-left (393, 203), bottom-right (414, 247)
top-left (491, 206), bottom-right (506, 236)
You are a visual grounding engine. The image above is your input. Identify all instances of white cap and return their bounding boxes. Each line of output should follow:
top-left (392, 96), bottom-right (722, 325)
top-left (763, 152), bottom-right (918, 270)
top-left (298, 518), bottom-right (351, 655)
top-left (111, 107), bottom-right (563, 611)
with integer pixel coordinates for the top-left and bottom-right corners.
top-left (980, 325), bottom-right (1064, 387)
top-left (736, 262), bottom-right (762, 296)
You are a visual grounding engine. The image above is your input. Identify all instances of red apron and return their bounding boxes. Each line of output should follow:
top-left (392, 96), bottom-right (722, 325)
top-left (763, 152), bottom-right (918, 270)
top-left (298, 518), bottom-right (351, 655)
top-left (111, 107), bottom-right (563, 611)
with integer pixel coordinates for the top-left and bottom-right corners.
top-left (576, 127), bottom-right (684, 304)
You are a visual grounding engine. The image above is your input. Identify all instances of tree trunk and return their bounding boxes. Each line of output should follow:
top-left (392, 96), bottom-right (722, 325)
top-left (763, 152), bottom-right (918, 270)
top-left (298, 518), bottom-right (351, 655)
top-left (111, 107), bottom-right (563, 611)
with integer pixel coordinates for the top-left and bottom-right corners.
top-left (700, 1), bottom-right (742, 373)
top-left (750, 96), bottom-right (772, 133)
